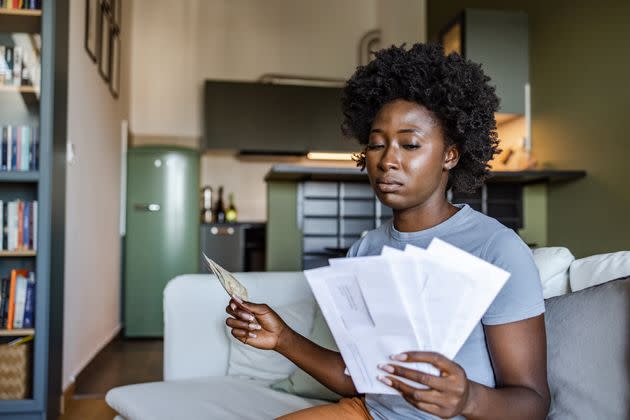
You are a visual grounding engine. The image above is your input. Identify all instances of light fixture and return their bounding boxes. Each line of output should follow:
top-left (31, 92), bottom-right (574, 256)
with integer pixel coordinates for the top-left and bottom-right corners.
top-left (306, 152), bottom-right (354, 161)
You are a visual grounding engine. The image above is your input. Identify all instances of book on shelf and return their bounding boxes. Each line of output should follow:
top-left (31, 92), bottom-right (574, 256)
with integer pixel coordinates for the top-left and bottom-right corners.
top-left (0, 0), bottom-right (40, 11)
top-left (0, 270), bottom-right (34, 330)
top-left (0, 199), bottom-right (37, 251)
top-left (1, 125), bottom-right (39, 171)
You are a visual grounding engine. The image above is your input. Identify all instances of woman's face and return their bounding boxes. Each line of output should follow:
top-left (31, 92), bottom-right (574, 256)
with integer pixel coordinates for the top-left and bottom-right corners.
top-left (365, 99), bottom-right (457, 212)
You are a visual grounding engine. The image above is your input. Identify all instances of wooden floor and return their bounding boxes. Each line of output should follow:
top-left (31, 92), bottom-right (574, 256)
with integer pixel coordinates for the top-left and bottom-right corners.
top-left (59, 334), bottom-right (163, 420)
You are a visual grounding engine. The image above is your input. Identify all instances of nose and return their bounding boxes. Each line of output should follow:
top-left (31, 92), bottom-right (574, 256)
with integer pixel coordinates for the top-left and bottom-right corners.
top-left (377, 144), bottom-right (400, 171)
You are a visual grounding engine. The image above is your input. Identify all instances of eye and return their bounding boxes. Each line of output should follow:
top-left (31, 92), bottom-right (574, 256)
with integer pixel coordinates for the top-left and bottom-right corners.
top-left (366, 143), bottom-right (385, 151)
top-left (403, 143), bottom-right (421, 150)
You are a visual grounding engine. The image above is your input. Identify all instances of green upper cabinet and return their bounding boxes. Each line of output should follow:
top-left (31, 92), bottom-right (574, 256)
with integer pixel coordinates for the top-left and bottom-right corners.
top-left (203, 81), bottom-right (357, 154)
top-left (439, 9), bottom-right (529, 115)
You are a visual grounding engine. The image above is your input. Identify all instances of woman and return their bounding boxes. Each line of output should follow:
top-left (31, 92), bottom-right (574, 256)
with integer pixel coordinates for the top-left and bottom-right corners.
top-left (226, 43), bottom-right (550, 419)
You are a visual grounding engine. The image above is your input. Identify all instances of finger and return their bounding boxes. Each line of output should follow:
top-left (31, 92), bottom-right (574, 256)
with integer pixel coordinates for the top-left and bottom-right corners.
top-left (230, 328), bottom-right (257, 340)
top-left (401, 394), bottom-right (443, 417)
top-left (227, 308), bottom-right (256, 322)
top-left (391, 352), bottom-right (453, 374)
top-left (378, 376), bottom-right (444, 407)
top-left (235, 300), bottom-right (272, 316)
top-left (226, 317), bottom-right (261, 331)
top-left (378, 364), bottom-right (446, 391)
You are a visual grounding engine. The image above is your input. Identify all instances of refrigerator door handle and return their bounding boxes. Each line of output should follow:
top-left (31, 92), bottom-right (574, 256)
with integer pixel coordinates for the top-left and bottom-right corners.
top-left (134, 203), bottom-right (161, 212)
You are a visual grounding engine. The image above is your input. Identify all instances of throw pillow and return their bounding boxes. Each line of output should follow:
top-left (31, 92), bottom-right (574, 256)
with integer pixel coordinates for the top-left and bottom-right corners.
top-left (544, 276), bottom-right (630, 419)
top-left (271, 307), bottom-right (342, 401)
top-left (532, 247), bottom-right (574, 298)
top-left (569, 251), bottom-right (630, 291)
top-left (225, 300), bottom-right (315, 382)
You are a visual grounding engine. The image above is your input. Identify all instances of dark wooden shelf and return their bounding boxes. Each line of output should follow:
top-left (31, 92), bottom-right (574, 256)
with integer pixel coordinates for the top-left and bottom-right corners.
top-left (488, 170), bottom-right (587, 185)
top-left (267, 164), bottom-right (587, 185)
top-left (0, 171), bottom-right (39, 182)
top-left (0, 85), bottom-right (40, 105)
top-left (0, 250), bottom-right (36, 257)
top-left (0, 328), bottom-right (34, 336)
top-left (0, 8), bottom-right (41, 33)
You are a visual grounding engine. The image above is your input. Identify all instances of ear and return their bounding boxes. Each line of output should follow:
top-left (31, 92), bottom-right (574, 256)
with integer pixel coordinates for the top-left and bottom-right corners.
top-left (444, 144), bottom-right (460, 170)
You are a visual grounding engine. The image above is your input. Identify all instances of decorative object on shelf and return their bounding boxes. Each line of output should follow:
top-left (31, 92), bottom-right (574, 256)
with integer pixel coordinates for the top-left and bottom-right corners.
top-left (84, 0), bottom-right (98, 62)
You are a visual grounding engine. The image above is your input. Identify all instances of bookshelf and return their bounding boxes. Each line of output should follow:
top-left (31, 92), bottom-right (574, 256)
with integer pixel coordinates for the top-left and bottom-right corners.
top-left (0, 1), bottom-right (67, 419)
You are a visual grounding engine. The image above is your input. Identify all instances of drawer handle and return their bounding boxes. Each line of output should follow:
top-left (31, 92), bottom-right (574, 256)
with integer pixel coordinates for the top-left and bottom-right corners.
top-left (134, 203), bottom-right (161, 212)
top-left (210, 226), bottom-right (235, 235)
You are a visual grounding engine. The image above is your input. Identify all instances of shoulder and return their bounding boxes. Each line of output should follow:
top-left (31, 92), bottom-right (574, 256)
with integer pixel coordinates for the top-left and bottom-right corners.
top-left (346, 221), bottom-right (392, 258)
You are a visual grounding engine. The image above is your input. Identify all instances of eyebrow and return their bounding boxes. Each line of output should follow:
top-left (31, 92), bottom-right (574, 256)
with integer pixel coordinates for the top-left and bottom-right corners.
top-left (370, 128), bottom-right (424, 134)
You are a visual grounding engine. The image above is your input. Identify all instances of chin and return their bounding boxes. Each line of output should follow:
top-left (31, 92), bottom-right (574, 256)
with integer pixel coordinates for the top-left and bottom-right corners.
top-left (375, 193), bottom-right (407, 211)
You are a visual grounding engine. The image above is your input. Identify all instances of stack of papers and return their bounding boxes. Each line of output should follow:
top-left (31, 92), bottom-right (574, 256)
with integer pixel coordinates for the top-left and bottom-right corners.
top-left (304, 238), bottom-right (510, 394)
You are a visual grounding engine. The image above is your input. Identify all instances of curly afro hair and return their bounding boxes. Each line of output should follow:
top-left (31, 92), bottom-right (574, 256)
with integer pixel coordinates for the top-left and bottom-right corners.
top-left (341, 43), bottom-right (500, 193)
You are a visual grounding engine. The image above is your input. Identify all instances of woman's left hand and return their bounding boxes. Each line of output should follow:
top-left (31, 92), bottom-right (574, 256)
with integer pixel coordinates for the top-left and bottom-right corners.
top-left (378, 351), bottom-right (473, 419)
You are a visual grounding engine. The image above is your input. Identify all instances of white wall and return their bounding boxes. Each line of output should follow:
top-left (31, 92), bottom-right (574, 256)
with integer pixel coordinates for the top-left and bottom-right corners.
top-left (129, 0), bottom-right (426, 222)
top-left (128, 0), bottom-right (379, 138)
top-left (378, 0), bottom-right (427, 47)
top-left (62, 0), bottom-right (130, 391)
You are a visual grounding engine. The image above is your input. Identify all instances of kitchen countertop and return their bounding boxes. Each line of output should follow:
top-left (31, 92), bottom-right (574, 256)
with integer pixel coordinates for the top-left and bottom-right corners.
top-left (265, 164), bottom-right (587, 185)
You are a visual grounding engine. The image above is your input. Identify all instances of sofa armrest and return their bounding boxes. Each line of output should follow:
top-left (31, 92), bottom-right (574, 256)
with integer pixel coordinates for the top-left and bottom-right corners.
top-left (163, 272), bottom-right (313, 381)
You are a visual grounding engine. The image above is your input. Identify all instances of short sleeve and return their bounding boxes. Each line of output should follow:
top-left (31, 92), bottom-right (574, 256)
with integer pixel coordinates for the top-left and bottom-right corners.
top-left (481, 229), bottom-right (545, 325)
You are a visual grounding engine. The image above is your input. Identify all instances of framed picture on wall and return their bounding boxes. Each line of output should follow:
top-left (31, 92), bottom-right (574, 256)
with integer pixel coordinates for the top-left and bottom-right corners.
top-left (97, 0), bottom-right (112, 82)
top-left (109, 23), bottom-right (121, 98)
top-left (84, 0), bottom-right (98, 62)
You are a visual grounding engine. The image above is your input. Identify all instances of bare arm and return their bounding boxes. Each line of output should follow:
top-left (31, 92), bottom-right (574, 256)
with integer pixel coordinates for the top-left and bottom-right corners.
top-left (463, 315), bottom-right (550, 419)
top-left (225, 298), bottom-right (357, 396)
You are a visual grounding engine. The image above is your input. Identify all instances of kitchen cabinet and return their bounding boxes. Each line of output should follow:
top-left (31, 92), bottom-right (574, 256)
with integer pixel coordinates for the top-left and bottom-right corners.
top-left (203, 81), bottom-right (357, 154)
top-left (439, 9), bottom-right (529, 115)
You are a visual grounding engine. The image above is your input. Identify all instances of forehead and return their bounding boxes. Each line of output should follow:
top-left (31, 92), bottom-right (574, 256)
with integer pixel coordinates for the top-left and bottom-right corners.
top-left (372, 99), bottom-right (437, 129)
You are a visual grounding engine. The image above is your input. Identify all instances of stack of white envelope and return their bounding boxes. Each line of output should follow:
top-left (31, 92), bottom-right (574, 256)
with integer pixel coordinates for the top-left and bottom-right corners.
top-left (303, 238), bottom-right (510, 394)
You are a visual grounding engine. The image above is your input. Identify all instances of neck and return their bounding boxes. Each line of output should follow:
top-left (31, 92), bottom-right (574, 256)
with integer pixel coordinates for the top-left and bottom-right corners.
top-left (392, 193), bottom-right (458, 233)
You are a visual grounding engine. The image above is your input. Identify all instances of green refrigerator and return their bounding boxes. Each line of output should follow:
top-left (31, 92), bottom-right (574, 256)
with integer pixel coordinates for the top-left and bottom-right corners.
top-left (124, 147), bottom-right (199, 336)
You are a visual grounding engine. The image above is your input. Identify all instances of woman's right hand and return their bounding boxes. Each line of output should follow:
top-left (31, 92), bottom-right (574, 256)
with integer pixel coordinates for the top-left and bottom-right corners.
top-left (225, 297), bottom-right (292, 351)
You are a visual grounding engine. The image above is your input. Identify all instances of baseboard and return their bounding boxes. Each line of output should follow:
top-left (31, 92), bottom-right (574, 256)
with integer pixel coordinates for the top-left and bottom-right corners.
top-left (60, 381), bottom-right (75, 415)
top-left (64, 324), bottom-right (122, 393)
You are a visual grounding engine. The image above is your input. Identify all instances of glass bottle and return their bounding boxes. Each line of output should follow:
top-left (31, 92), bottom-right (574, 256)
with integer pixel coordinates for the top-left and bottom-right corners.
top-left (226, 193), bottom-right (238, 223)
top-left (214, 186), bottom-right (226, 223)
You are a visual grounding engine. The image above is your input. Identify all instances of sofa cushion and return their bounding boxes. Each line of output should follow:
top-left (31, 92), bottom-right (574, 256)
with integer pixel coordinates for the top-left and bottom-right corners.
top-left (569, 251), bottom-right (630, 291)
top-left (106, 376), bottom-right (326, 420)
top-left (225, 300), bottom-right (315, 381)
top-left (544, 276), bottom-right (630, 419)
top-left (272, 308), bottom-right (342, 401)
top-left (532, 247), bottom-right (574, 298)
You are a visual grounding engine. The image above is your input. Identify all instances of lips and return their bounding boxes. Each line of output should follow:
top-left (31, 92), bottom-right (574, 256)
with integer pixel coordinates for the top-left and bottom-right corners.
top-left (375, 178), bottom-right (403, 193)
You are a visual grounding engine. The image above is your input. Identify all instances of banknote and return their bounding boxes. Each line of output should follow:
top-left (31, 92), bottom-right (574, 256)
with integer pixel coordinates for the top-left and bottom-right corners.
top-left (202, 253), bottom-right (249, 301)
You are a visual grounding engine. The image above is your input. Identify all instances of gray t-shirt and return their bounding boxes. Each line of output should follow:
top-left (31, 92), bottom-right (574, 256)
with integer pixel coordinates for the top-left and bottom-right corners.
top-left (346, 204), bottom-right (545, 420)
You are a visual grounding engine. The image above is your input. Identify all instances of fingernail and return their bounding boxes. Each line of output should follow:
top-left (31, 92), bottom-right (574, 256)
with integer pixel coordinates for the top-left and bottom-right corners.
top-left (391, 354), bottom-right (408, 361)
top-left (245, 314), bottom-right (255, 322)
top-left (230, 303), bottom-right (236, 311)
top-left (377, 375), bottom-right (393, 386)
top-left (248, 332), bottom-right (257, 338)
top-left (378, 364), bottom-right (394, 373)
top-left (233, 296), bottom-right (243, 304)
top-left (249, 323), bottom-right (261, 330)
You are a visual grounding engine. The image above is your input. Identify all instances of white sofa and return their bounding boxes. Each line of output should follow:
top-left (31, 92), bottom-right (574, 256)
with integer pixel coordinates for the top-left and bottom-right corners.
top-left (106, 250), bottom-right (630, 420)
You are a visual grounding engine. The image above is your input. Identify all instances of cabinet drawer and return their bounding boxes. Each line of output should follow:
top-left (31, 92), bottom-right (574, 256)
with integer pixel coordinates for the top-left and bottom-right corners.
top-left (303, 218), bottom-right (338, 235)
top-left (342, 199), bottom-right (375, 217)
top-left (303, 237), bottom-right (338, 253)
top-left (303, 181), bottom-right (338, 198)
top-left (303, 199), bottom-right (338, 216)
top-left (341, 218), bottom-right (374, 236)
top-left (341, 182), bottom-right (374, 198)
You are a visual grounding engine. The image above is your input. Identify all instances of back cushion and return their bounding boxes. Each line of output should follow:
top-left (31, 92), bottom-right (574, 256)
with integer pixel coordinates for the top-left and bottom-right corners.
top-left (544, 276), bottom-right (630, 419)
